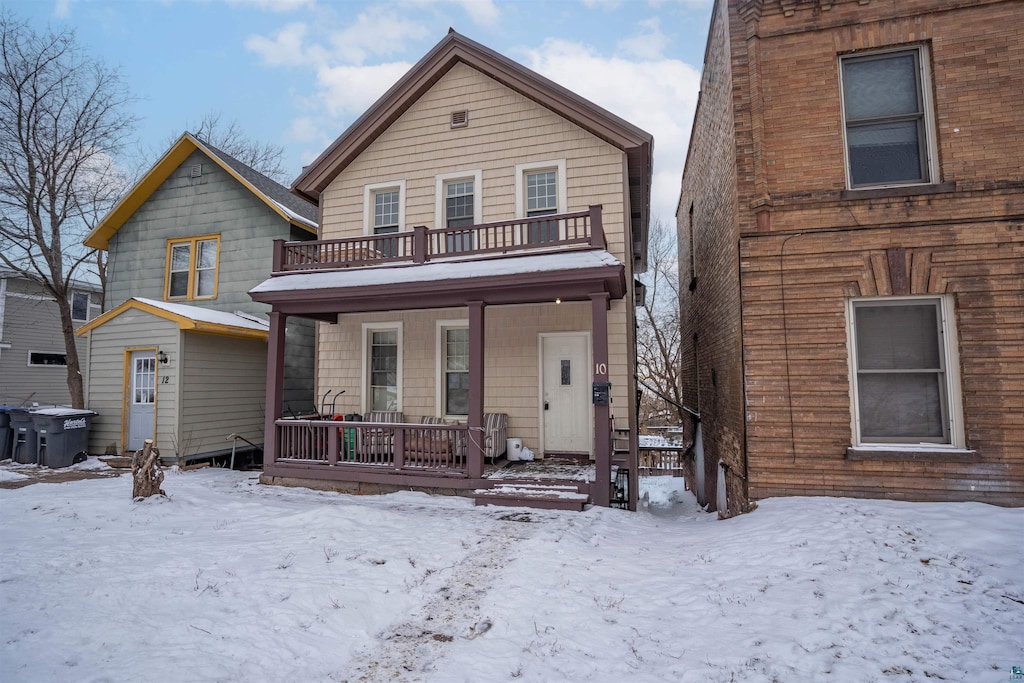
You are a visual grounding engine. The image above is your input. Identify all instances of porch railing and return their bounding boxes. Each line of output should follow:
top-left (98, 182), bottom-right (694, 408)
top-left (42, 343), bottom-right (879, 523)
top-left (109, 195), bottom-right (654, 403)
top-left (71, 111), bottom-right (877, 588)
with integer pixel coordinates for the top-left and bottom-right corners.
top-left (272, 205), bottom-right (605, 274)
top-left (273, 419), bottom-right (470, 474)
top-left (638, 445), bottom-right (689, 476)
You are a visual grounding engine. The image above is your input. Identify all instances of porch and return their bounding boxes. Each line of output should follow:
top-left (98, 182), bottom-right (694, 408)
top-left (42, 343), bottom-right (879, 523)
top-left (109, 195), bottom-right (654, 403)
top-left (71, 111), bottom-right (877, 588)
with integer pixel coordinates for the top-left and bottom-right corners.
top-left (250, 207), bottom-right (638, 510)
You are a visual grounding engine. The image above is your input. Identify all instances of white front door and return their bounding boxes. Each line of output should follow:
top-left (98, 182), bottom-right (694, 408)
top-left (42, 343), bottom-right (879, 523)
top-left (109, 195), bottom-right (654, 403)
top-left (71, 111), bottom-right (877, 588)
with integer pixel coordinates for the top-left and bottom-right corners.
top-left (540, 333), bottom-right (591, 454)
top-left (127, 350), bottom-right (156, 451)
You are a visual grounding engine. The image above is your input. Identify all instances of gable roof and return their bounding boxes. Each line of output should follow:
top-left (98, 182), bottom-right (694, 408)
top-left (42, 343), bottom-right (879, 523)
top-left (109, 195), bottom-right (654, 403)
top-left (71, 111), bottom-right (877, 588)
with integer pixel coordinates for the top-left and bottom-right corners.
top-left (84, 132), bottom-right (318, 251)
top-left (291, 30), bottom-right (653, 264)
top-left (75, 297), bottom-right (269, 341)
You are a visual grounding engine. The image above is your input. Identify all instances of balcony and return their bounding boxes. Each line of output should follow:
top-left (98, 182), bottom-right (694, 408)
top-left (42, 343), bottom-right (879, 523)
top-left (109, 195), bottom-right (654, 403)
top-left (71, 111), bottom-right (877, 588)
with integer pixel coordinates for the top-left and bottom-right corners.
top-left (271, 206), bottom-right (605, 275)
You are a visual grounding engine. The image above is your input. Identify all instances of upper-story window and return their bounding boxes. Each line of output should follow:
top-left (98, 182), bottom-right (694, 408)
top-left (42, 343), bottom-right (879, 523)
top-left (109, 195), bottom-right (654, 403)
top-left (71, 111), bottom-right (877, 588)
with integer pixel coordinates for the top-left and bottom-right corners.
top-left (364, 180), bottom-right (406, 258)
top-left (840, 46), bottom-right (937, 189)
top-left (165, 235), bottom-right (220, 300)
top-left (435, 170), bottom-right (482, 253)
top-left (516, 159), bottom-right (567, 243)
top-left (70, 291), bottom-right (97, 322)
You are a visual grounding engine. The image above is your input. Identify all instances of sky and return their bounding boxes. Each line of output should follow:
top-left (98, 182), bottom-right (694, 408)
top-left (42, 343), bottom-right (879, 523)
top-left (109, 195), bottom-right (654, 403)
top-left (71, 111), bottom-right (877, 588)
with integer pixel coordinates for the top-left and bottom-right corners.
top-left (2, 464), bottom-right (1022, 681)
top-left (9, 0), bottom-right (714, 225)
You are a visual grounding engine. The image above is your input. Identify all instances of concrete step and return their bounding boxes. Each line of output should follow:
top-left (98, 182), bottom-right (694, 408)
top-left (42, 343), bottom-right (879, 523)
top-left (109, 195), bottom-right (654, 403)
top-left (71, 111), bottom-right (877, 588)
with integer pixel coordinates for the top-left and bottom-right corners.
top-left (473, 483), bottom-right (589, 512)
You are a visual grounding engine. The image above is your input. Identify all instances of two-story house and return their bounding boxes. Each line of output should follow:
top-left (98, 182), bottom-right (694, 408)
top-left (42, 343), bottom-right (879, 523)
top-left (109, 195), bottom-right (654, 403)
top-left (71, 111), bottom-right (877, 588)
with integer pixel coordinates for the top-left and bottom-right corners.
top-left (1, 269), bottom-right (101, 407)
top-left (250, 31), bottom-right (652, 509)
top-left (76, 133), bottom-right (318, 463)
top-left (678, 0), bottom-right (1023, 515)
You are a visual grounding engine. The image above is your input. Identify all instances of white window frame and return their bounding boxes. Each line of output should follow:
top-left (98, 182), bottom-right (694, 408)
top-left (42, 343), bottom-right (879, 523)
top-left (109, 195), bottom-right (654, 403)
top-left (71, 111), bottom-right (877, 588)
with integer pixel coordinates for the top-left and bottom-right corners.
top-left (434, 170), bottom-right (482, 229)
top-left (363, 180), bottom-right (407, 236)
top-left (71, 291), bottom-right (91, 322)
top-left (514, 159), bottom-right (567, 218)
top-left (28, 350), bottom-right (68, 367)
top-left (435, 318), bottom-right (469, 420)
top-left (361, 321), bottom-right (403, 414)
top-left (838, 45), bottom-right (939, 190)
top-left (845, 295), bottom-right (964, 450)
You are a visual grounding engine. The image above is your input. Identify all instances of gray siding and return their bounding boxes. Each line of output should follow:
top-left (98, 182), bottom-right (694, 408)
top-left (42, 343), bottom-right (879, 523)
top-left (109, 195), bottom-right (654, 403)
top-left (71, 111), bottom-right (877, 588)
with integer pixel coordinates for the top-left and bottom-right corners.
top-left (83, 310), bottom-right (179, 455)
top-left (101, 149), bottom-right (315, 412)
top-left (0, 276), bottom-right (93, 407)
top-left (178, 332), bottom-right (266, 458)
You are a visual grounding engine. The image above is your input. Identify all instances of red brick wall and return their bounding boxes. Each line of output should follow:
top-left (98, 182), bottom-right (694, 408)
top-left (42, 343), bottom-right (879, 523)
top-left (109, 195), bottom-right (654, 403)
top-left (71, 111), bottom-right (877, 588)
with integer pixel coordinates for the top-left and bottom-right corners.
top-left (680, 0), bottom-right (1024, 509)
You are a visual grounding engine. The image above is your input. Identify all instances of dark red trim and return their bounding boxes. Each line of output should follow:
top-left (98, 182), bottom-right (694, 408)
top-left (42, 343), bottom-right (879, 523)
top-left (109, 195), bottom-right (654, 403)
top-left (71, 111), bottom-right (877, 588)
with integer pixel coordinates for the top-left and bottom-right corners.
top-left (590, 292), bottom-right (611, 507)
top-left (468, 301), bottom-right (485, 478)
top-left (264, 312), bottom-right (287, 463)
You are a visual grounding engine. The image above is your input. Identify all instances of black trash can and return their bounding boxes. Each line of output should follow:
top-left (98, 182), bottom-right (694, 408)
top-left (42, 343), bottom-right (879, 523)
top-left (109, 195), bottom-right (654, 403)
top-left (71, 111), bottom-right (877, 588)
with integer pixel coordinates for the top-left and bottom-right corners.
top-left (32, 408), bottom-right (96, 468)
top-left (0, 406), bottom-right (29, 461)
top-left (10, 410), bottom-right (38, 464)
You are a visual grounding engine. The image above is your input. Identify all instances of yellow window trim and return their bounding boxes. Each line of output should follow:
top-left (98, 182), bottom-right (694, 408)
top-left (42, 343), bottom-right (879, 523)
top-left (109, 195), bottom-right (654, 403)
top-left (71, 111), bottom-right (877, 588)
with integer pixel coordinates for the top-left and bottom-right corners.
top-left (164, 234), bottom-right (221, 301)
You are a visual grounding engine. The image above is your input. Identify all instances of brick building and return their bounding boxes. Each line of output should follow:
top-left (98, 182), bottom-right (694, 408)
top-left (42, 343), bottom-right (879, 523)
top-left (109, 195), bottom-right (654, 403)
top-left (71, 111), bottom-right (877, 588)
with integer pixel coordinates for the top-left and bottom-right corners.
top-left (677, 0), bottom-right (1023, 515)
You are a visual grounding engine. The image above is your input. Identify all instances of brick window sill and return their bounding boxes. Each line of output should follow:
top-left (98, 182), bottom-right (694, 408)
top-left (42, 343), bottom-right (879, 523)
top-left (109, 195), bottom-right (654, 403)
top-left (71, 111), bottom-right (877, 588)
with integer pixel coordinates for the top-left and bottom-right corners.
top-left (846, 446), bottom-right (978, 462)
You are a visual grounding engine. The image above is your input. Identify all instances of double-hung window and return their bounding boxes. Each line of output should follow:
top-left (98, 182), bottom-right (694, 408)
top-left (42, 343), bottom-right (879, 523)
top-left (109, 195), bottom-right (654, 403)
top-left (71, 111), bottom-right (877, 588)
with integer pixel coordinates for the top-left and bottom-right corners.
top-left (364, 181), bottom-right (405, 259)
top-left (364, 324), bottom-right (402, 412)
top-left (166, 235), bottom-right (220, 300)
top-left (840, 46), bottom-right (936, 188)
top-left (848, 296), bottom-right (961, 447)
top-left (440, 325), bottom-right (469, 416)
top-left (516, 160), bottom-right (566, 243)
top-left (435, 170), bottom-right (481, 253)
top-left (71, 291), bottom-right (92, 322)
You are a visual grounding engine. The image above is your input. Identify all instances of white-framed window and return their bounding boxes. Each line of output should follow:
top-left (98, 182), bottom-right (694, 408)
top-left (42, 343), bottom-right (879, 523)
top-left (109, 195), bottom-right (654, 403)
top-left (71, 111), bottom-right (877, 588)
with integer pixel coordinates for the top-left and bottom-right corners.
top-left (71, 291), bottom-right (91, 321)
top-left (435, 170), bottom-right (482, 253)
top-left (840, 46), bottom-right (937, 189)
top-left (847, 296), bottom-right (963, 448)
top-left (28, 351), bottom-right (67, 367)
top-left (363, 180), bottom-right (406, 258)
top-left (435, 320), bottom-right (469, 417)
top-left (362, 322), bottom-right (402, 413)
top-left (515, 159), bottom-right (567, 243)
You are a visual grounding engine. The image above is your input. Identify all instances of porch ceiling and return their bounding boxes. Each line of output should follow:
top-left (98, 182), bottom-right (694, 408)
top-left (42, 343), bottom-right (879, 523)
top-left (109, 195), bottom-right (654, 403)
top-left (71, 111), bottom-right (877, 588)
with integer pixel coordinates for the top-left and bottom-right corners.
top-left (249, 249), bottom-right (626, 318)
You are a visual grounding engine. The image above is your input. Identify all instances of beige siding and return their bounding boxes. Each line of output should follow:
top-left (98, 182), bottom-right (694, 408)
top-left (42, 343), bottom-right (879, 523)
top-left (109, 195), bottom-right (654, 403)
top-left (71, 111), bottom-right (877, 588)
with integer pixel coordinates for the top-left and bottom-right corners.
top-left (317, 301), bottom-right (632, 455)
top-left (178, 332), bottom-right (266, 459)
top-left (82, 311), bottom-right (179, 455)
top-left (320, 62), bottom-right (630, 264)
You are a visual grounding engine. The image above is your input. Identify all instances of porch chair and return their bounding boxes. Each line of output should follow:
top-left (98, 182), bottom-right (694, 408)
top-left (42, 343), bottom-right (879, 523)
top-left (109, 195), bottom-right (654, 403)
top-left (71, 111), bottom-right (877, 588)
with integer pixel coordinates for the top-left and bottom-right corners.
top-left (419, 413), bottom-right (508, 464)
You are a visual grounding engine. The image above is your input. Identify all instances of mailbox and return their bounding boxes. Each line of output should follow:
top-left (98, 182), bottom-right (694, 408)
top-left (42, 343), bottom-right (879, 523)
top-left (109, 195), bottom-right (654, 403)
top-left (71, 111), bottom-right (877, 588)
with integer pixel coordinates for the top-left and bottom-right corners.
top-left (592, 381), bottom-right (611, 405)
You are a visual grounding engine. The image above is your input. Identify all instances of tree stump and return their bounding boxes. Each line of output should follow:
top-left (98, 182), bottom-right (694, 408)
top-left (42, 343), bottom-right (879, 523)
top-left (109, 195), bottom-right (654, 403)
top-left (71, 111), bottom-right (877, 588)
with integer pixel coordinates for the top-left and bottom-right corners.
top-left (131, 439), bottom-right (165, 499)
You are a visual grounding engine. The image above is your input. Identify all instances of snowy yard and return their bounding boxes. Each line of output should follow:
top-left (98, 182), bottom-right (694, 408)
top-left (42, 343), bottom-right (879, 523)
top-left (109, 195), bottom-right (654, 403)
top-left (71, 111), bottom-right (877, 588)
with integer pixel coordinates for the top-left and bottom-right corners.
top-left (1, 463), bottom-right (1021, 682)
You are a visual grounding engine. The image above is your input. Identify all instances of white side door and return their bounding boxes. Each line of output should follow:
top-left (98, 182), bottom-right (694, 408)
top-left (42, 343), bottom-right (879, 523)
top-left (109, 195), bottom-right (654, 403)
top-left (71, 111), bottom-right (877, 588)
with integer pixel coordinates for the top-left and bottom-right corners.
top-left (540, 333), bottom-right (591, 454)
top-left (127, 350), bottom-right (156, 451)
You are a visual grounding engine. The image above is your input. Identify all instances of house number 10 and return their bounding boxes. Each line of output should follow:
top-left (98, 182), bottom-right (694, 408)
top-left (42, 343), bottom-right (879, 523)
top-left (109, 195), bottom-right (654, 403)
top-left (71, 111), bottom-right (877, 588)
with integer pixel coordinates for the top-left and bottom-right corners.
top-left (594, 362), bottom-right (607, 376)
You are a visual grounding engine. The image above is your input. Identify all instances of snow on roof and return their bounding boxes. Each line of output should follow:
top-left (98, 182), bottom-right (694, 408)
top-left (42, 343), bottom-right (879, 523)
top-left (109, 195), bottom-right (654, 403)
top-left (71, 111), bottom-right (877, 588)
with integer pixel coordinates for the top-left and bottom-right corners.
top-left (269, 198), bottom-right (317, 231)
top-left (250, 250), bottom-right (623, 294)
top-left (133, 298), bottom-right (269, 331)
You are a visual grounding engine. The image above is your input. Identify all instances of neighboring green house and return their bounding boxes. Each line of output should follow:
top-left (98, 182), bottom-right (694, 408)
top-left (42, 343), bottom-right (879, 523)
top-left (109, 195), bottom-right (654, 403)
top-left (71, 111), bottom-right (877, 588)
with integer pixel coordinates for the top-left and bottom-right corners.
top-left (0, 268), bottom-right (101, 407)
top-left (77, 133), bottom-right (318, 462)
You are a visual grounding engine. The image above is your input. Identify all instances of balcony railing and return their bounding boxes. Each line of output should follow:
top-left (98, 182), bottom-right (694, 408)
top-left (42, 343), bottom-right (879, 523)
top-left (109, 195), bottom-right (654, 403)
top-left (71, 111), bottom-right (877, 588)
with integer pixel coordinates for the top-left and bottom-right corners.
top-left (272, 205), bottom-right (605, 274)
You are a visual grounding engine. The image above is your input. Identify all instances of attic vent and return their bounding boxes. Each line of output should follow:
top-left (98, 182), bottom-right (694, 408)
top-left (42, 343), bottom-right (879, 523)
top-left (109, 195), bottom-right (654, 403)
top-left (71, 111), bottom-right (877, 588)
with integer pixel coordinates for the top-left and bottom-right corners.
top-left (190, 164), bottom-right (202, 178)
top-left (450, 110), bottom-right (468, 128)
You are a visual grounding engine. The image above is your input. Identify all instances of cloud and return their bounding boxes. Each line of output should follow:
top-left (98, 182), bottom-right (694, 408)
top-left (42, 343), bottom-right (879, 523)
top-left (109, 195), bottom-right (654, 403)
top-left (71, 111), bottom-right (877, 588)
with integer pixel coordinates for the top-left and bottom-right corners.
top-left (399, 0), bottom-right (501, 27)
top-left (244, 22), bottom-right (327, 67)
top-left (226, 0), bottom-right (316, 11)
top-left (521, 38), bottom-right (700, 222)
top-left (53, 0), bottom-right (75, 19)
top-left (327, 7), bottom-right (430, 64)
top-left (315, 61), bottom-right (414, 118)
top-left (617, 17), bottom-right (668, 60)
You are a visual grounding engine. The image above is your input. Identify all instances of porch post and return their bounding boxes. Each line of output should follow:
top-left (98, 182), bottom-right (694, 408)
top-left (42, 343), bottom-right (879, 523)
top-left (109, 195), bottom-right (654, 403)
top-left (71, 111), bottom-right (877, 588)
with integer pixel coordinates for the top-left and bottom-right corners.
top-left (467, 300), bottom-right (486, 478)
top-left (590, 292), bottom-right (611, 507)
top-left (263, 311), bottom-right (287, 467)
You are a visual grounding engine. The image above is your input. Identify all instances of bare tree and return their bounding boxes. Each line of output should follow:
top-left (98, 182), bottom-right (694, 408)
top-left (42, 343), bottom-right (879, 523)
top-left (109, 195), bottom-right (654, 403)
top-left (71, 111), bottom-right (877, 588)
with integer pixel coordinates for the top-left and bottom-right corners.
top-left (636, 219), bottom-right (685, 431)
top-left (176, 110), bottom-right (287, 183)
top-left (0, 14), bottom-right (135, 407)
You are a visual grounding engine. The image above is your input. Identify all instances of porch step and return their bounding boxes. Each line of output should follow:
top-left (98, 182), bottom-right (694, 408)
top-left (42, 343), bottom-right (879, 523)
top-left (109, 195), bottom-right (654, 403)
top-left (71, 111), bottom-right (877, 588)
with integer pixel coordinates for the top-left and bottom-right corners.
top-left (473, 483), bottom-right (589, 512)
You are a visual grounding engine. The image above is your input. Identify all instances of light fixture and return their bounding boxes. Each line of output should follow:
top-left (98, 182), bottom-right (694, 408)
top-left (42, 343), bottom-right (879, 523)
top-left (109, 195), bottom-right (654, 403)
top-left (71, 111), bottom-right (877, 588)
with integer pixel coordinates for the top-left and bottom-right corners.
top-left (158, 350), bottom-right (169, 365)
top-left (555, 297), bottom-right (561, 305)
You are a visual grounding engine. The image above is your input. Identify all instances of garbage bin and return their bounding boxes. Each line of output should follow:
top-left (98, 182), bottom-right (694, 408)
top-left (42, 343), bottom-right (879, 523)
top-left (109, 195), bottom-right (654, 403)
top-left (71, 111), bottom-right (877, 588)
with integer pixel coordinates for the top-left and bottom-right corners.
top-left (10, 410), bottom-right (38, 464)
top-left (32, 408), bottom-right (96, 468)
top-left (1, 406), bottom-right (29, 461)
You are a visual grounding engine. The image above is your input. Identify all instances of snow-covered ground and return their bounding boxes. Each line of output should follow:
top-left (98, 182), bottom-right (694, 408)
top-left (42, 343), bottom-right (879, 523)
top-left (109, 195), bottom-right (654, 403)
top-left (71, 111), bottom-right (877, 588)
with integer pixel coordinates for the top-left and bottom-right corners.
top-left (1, 463), bottom-right (1021, 682)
